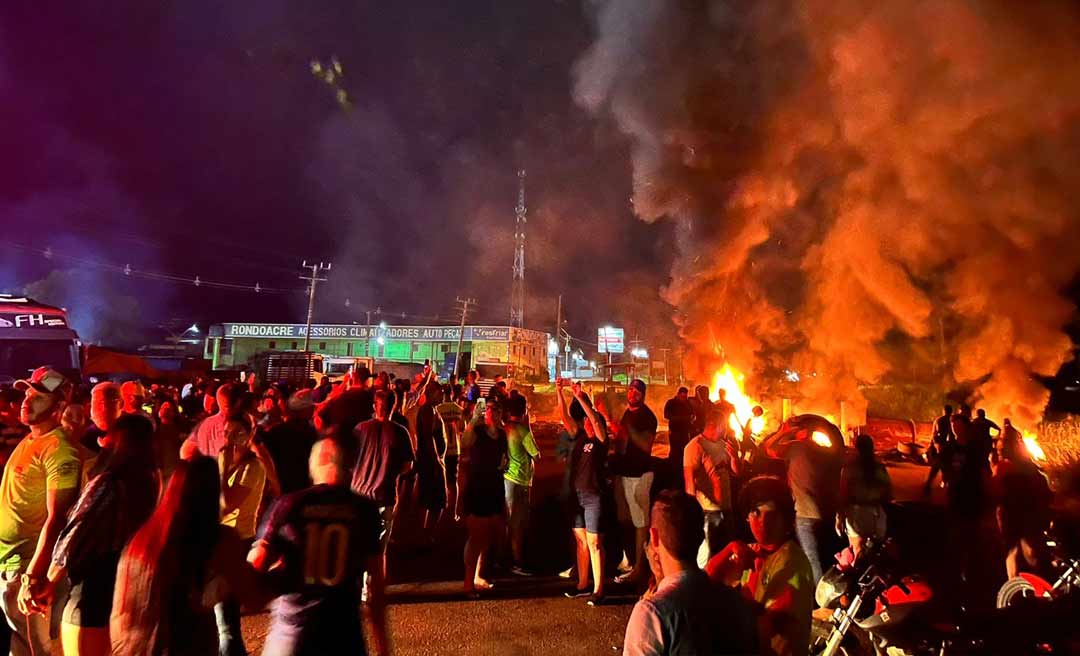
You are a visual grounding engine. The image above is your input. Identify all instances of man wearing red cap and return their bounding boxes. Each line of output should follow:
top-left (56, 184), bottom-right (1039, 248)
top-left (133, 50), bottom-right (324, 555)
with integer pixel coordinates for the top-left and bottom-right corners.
top-left (0, 367), bottom-right (81, 656)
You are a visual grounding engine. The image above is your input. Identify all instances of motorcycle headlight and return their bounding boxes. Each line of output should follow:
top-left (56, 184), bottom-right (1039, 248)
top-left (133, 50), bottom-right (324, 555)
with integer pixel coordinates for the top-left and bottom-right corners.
top-left (816, 568), bottom-right (852, 609)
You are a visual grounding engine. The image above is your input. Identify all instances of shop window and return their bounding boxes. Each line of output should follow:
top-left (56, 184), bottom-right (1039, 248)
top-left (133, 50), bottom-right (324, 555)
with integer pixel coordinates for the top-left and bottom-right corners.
top-left (220, 339), bottom-right (233, 355)
top-left (440, 344), bottom-right (450, 353)
top-left (319, 342), bottom-right (327, 350)
top-left (269, 341), bottom-right (277, 349)
top-left (291, 341), bottom-right (299, 350)
top-left (347, 342), bottom-right (353, 356)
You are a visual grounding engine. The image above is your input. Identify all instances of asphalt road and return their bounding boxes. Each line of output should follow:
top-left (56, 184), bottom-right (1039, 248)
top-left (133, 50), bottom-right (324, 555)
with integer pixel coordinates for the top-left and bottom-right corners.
top-left (241, 425), bottom-right (946, 655)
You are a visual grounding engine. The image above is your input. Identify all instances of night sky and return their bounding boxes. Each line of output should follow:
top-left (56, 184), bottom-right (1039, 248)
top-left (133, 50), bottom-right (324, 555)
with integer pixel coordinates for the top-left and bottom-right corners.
top-left (1, 1), bottom-right (674, 347)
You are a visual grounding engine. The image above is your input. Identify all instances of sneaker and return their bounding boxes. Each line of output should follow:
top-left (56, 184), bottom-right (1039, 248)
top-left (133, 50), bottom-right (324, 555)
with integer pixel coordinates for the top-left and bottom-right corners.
top-left (586, 593), bottom-right (606, 607)
top-left (558, 567), bottom-right (575, 579)
top-left (564, 588), bottom-right (591, 599)
top-left (614, 572), bottom-right (640, 585)
top-left (511, 566), bottom-right (533, 577)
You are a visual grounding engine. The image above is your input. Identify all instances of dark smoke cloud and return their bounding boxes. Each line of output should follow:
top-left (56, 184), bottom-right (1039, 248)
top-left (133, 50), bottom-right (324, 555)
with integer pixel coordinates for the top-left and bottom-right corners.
top-left (575, 0), bottom-right (1080, 423)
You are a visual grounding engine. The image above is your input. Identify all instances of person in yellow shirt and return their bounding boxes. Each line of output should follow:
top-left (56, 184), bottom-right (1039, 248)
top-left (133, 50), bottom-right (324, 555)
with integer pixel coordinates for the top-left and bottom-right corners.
top-left (707, 476), bottom-right (814, 656)
top-left (216, 415), bottom-right (266, 656)
top-left (0, 367), bottom-right (80, 656)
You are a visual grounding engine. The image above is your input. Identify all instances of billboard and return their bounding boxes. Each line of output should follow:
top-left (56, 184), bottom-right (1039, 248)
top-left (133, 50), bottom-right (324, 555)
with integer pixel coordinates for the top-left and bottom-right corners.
top-left (597, 326), bottom-right (625, 354)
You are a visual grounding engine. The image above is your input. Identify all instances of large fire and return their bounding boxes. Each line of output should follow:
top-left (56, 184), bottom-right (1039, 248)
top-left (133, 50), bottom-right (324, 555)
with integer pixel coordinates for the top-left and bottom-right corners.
top-left (710, 363), bottom-right (766, 437)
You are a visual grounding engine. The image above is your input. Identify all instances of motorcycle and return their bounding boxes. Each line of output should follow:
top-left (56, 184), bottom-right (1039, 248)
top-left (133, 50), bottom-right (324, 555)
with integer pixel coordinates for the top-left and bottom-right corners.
top-left (815, 536), bottom-right (1079, 655)
top-left (996, 533), bottom-right (1080, 608)
top-left (813, 539), bottom-right (938, 656)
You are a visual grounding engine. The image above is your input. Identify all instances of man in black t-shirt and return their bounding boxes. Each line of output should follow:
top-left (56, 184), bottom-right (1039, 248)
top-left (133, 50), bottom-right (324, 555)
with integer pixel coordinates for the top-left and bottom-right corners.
top-left (251, 439), bottom-right (388, 656)
top-left (613, 379), bottom-right (658, 586)
top-left (350, 390), bottom-right (414, 581)
top-left (663, 387), bottom-right (693, 470)
top-left (260, 390), bottom-right (320, 495)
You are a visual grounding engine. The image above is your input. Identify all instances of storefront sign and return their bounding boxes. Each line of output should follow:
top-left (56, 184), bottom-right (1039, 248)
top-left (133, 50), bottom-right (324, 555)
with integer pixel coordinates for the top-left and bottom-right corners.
top-left (220, 323), bottom-right (511, 342)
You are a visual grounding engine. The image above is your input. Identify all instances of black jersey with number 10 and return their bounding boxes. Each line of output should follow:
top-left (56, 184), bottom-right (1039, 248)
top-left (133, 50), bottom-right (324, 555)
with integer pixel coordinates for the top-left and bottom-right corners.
top-left (258, 484), bottom-right (382, 651)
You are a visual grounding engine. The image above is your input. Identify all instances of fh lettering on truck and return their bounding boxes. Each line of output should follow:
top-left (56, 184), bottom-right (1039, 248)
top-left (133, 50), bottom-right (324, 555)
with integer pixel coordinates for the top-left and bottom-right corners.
top-left (15, 314), bottom-right (67, 328)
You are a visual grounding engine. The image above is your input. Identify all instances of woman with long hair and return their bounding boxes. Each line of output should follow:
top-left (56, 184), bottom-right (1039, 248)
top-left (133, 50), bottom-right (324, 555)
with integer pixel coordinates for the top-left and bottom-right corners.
top-left (836, 433), bottom-right (892, 557)
top-left (29, 414), bottom-right (160, 655)
top-left (111, 456), bottom-right (263, 655)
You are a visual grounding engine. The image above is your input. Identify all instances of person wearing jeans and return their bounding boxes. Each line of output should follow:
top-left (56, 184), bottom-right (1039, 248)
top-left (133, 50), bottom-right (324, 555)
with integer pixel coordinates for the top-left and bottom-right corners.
top-left (216, 417), bottom-right (267, 656)
top-left (684, 408), bottom-right (740, 568)
top-left (503, 394), bottom-right (539, 575)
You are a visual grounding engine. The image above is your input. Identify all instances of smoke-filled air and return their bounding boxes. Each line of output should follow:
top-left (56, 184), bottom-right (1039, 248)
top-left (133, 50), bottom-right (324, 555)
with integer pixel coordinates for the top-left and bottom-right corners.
top-left (573, 0), bottom-right (1080, 424)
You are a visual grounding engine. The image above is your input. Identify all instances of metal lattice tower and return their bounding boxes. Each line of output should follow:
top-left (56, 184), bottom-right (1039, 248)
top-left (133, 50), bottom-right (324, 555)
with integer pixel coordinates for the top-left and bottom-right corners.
top-left (510, 169), bottom-right (526, 328)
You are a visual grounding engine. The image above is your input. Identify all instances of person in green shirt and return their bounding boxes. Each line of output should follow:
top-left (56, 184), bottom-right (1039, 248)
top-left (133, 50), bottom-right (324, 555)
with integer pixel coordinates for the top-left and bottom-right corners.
top-left (503, 392), bottom-right (539, 576)
top-left (0, 367), bottom-right (80, 656)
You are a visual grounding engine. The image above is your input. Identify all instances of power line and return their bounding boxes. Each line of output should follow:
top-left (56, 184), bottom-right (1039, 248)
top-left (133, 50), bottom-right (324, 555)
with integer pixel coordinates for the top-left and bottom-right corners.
top-left (1, 239), bottom-right (304, 294)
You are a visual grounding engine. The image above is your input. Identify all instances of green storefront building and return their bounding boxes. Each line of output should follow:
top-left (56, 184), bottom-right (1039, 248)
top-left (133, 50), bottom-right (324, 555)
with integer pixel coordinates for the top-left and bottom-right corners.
top-left (205, 322), bottom-right (549, 380)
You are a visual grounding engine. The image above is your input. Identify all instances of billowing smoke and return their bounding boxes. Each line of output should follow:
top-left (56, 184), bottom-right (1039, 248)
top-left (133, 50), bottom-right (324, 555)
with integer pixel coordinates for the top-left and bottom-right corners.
top-left (24, 269), bottom-right (148, 347)
top-left (574, 0), bottom-right (1080, 424)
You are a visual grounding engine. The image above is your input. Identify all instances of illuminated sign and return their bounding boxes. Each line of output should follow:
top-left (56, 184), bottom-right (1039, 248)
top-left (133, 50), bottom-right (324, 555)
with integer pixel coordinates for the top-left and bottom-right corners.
top-left (220, 323), bottom-right (511, 342)
top-left (597, 326), bottom-right (625, 354)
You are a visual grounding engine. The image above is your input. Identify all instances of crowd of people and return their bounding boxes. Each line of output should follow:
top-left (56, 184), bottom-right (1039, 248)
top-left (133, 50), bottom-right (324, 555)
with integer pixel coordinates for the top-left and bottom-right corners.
top-left (0, 361), bottom-right (1060, 656)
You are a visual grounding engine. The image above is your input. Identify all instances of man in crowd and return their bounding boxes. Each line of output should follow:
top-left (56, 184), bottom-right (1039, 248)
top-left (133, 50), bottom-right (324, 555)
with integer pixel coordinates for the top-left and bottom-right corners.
top-left (435, 384), bottom-right (465, 521)
top-left (120, 380), bottom-right (153, 424)
top-left (970, 408), bottom-right (999, 467)
top-left (316, 366), bottom-right (375, 463)
top-left (707, 476), bottom-right (814, 656)
top-left (614, 379), bottom-right (658, 586)
top-left (85, 381), bottom-right (126, 482)
top-left (923, 404), bottom-right (955, 496)
top-left (412, 381), bottom-right (447, 544)
top-left (260, 389), bottom-right (320, 495)
top-left (250, 439), bottom-right (388, 656)
top-left (181, 382), bottom-right (245, 459)
top-left (684, 408), bottom-right (740, 567)
top-left (0, 368), bottom-right (80, 656)
top-left (662, 387), bottom-right (694, 479)
top-left (623, 490), bottom-right (756, 656)
top-left (688, 386), bottom-right (712, 437)
top-left (763, 429), bottom-right (843, 584)
top-left (714, 389), bottom-right (736, 434)
top-left (504, 392), bottom-right (539, 575)
top-left (350, 390), bottom-right (415, 581)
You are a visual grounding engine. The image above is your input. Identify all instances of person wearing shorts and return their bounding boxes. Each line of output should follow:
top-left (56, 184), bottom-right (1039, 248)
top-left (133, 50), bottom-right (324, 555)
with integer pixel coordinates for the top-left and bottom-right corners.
top-left (613, 379), bottom-right (658, 586)
top-left (557, 380), bottom-right (609, 606)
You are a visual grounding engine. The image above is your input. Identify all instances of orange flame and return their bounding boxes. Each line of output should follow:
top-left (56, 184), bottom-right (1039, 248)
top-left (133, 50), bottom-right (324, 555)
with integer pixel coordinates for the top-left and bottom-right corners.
top-left (710, 363), bottom-right (766, 436)
top-left (1022, 431), bottom-right (1046, 462)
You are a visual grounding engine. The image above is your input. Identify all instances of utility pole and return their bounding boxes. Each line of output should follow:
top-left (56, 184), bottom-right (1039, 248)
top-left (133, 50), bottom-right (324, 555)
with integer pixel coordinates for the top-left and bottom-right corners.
top-left (299, 261), bottom-right (331, 356)
top-left (452, 296), bottom-right (478, 378)
top-left (554, 295), bottom-right (561, 381)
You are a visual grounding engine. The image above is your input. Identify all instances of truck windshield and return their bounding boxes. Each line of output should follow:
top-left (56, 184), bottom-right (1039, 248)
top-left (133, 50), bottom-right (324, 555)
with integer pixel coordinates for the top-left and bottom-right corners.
top-left (0, 340), bottom-right (76, 383)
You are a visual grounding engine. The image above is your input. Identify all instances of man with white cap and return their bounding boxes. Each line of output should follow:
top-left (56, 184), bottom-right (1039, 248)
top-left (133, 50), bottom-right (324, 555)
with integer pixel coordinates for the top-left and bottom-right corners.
top-left (0, 367), bottom-right (80, 656)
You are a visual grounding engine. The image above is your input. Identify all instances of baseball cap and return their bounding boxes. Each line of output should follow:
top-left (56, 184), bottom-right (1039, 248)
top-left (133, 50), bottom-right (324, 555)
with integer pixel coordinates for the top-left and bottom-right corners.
top-left (287, 389), bottom-right (315, 413)
top-left (629, 379), bottom-right (647, 395)
top-left (14, 367), bottom-right (69, 396)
